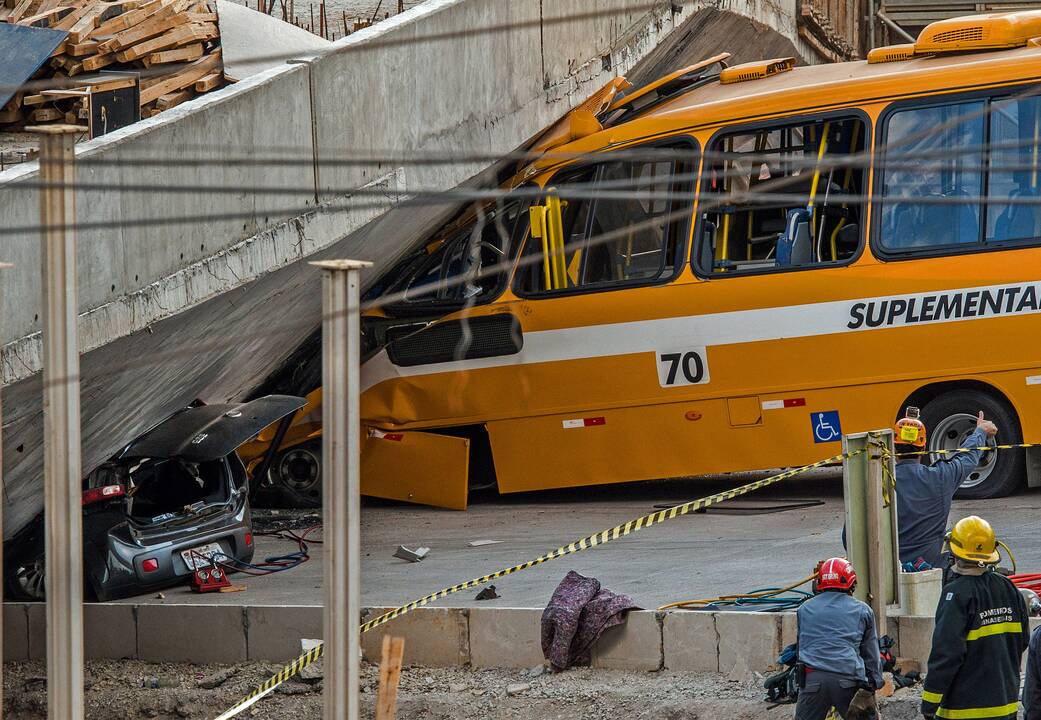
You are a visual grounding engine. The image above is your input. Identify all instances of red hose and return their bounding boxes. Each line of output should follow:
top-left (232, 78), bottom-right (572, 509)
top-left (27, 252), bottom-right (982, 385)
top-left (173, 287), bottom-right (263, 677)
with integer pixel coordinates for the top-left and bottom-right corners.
top-left (1010, 573), bottom-right (1041, 593)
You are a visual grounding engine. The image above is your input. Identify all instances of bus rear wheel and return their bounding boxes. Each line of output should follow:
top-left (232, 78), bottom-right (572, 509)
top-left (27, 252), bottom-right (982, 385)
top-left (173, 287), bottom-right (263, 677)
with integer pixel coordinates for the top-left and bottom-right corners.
top-left (920, 389), bottom-right (1024, 499)
top-left (273, 442), bottom-right (322, 508)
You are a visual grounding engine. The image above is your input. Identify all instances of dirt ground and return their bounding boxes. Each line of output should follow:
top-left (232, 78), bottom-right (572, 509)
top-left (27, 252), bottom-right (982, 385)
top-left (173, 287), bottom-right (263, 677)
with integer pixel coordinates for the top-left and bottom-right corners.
top-left (2, 659), bottom-right (923, 720)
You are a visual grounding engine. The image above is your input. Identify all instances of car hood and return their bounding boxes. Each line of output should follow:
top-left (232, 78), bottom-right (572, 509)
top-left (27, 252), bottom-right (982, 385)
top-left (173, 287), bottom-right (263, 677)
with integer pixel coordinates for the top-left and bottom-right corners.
top-left (120, 395), bottom-right (307, 462)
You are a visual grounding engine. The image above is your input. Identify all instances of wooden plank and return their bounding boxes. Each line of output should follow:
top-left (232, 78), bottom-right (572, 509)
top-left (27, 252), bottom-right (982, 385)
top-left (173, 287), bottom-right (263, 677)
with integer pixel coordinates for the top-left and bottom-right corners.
top-left (147, 41), bottom-right (202, 63)
top-left (375, 636), bottom-right (405, 720)
top-left (55, 2), bottom-right (99, 34)
top-left (81, 52), bottom-right (116, 71)
top-left (139, 48), bottom-right (218, 104)
top-left (187, 10), bottom-right (214, 20)
top-left (154, 88), bottom-right (191, 110)
top-left (64, 7), bottom-right (103, 41)
top-left (194, 70), bottom-right (221, 92)
top-left (18, 5), bottom-right (74, 27)
top-left (30, 107), bottom-right (64, 122)
top-left (115, 21), bottom-right (193, 60)
top-left (186, 19), bottom-right (216, 41)
top-left (8, 0), bottom-right (37, 23)
top-left (98, 0), bottom-right (189, 51)
top-left (23, 93), bottom-right (47, 105)
top-left (91, 0), bottom-right (171, 37)
top-left (67, 39), bottom-right (99, 56)
top-left (79, 76), bottom-right (135, 91)
top-left (41, 89), bottom-right (89, 98)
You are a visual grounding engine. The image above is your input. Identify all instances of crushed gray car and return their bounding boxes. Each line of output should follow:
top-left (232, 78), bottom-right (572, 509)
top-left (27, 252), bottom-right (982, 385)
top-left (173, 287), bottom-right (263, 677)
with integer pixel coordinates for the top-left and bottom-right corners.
top-left (4, 395), bottom-right (306, 601)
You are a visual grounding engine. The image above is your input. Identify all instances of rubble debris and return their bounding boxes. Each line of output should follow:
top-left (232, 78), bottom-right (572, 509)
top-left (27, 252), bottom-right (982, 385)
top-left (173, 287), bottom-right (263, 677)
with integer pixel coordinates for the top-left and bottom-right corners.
top-left (196, 667), bottom-right (236, 689)
top-left (474, 584), bottom-right (499, 601)
top-left (394, 545), bottom-right (429, 563)
top-left (0, 0), bottom-right (233, 135)
top-left (506, 682), bottom-right (531, 697)
top-left (468, 539), bottom-right (502, 547)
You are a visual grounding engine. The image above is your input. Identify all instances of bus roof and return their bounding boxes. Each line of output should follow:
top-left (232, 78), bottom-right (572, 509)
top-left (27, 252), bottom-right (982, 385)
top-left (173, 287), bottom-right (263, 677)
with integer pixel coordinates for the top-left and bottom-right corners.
top-left (515, 42), bottom-right (1041, 182)
top-left (642, 46), bottom-right (1041, 131)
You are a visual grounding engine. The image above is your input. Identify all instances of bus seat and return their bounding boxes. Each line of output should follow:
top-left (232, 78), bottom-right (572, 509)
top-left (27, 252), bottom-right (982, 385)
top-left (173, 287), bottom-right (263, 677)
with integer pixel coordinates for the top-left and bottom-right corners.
top-left (836, 223), bottom-right (859, 253)
top-left (777, 207), bottom-right (811, 266)
top-left (993, 187), bottom-right (1039, 241)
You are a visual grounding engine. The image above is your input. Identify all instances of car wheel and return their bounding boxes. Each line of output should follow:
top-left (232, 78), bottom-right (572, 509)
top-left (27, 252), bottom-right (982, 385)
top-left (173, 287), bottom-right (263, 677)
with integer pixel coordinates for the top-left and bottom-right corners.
top-left (7, 542), bottom-right (46, 602)
top-left (920, 389), bottom-right (1025, 499)
top-left (273, 442), bottom-right (322, 508)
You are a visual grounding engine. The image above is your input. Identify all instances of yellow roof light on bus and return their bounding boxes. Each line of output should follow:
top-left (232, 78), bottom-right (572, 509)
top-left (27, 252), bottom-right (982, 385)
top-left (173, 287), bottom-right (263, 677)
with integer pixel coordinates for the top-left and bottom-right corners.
top-left (915, 10), bottom-right (1041, 53)
top-left (867, 43), bottom-right (917, 64)
top-left (719, 57), bottom-right (795, 85)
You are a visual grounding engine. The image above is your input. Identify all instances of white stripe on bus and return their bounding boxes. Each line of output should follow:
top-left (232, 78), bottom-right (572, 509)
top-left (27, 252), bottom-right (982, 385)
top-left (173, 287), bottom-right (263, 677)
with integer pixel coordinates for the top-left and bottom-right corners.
top-left (361, 280), bottom-right (1041, 393)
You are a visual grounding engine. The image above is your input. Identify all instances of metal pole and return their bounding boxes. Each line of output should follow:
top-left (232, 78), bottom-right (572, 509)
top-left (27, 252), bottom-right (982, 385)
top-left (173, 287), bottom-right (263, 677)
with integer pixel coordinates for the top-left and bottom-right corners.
top-left (311, 258), bottom-right (371, 720)
top-left (843, 429), bottom-right (900, 636)
top-left (876, 9), bottom-right (915, 44)
top-left (0, 260), bottom-right (12, 713)
top-left (32, 124), bottom-right (85, 720)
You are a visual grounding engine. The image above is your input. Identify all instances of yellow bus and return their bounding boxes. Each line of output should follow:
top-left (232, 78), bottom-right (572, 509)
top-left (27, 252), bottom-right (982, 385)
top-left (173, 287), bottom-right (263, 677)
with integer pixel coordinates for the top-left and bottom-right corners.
top-left (243, 11), bottom-right (1041, 509)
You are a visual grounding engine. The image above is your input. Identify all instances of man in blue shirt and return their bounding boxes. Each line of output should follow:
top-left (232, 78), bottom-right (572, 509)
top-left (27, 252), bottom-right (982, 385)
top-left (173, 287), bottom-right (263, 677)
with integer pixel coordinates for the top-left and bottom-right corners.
top-left (795, 557), bottom-right (883, 720)
top-left (892, 409), bottom-right (997, 568)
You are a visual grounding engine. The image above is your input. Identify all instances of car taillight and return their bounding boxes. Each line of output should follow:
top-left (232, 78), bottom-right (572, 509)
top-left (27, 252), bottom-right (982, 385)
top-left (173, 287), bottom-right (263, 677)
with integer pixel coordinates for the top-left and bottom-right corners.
top-left (244, 533), bottom-right (253, 547)
top-left (141, 558), bottom-right (159, 572)
top-left (81, 484), bottom-right (125, 506)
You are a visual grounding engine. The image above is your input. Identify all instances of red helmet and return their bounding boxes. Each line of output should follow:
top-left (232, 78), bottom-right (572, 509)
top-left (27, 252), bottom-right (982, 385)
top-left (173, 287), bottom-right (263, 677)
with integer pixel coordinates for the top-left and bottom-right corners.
top-left (816, 557), bottom-right (857, 592)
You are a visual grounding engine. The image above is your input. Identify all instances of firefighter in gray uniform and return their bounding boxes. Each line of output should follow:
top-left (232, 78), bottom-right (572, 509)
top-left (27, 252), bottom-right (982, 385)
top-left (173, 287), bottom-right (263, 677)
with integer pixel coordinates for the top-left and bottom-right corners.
top-left (892, 408), bottom-right (997, 569)
top-left (921, 516), bottom-right (1029, 720)
top-left (794, 557), bottom-right (883, 720)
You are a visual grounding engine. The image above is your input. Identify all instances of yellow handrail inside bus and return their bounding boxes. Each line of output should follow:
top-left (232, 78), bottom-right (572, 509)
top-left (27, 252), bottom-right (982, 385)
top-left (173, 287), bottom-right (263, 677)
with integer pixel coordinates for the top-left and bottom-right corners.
top-left (545, 194), bottom-right (568, 289)
top-left (830, 122), bottom-right (861, 261)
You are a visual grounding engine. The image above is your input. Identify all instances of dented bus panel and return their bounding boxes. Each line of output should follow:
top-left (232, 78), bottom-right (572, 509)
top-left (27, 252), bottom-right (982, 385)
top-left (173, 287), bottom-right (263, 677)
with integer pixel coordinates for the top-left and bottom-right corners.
top-left (252, 16), bottom-right (1041, 506)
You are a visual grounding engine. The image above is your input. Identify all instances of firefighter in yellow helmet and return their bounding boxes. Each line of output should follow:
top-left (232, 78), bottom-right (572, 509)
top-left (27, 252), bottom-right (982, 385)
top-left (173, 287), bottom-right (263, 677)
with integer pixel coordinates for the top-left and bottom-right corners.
top-left (920, 516), bottom-right (1029, 720)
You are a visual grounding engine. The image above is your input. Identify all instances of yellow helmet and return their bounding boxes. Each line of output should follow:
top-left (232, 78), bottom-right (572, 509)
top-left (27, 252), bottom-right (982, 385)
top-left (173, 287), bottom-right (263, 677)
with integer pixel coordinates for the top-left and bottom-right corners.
top-left (947, 515), bottom-right (1000, 564)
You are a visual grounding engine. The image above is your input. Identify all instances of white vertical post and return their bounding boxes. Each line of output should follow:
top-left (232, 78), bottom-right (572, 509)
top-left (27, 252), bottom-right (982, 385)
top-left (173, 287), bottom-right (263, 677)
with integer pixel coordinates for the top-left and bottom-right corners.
top-left (310, 258), bottom-right (370, 720)
top-left (33, 125), bottom-right (85, 720)
top-left (843, 429), bottom-right (901, 636)
top-left (0, 260), bottom-right (11, 709)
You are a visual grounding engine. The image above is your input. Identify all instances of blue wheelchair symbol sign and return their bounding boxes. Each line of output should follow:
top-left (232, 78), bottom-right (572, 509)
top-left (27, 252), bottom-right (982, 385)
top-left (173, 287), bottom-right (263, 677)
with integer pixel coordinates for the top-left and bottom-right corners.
top-left (811, 411), bottom-right (842, 443)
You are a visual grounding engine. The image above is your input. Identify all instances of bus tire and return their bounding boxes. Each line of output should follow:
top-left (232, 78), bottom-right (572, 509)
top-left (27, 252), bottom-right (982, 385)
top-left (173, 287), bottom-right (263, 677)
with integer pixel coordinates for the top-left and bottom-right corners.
top-left (272, 441), bottom-right (323, 509)
top-left (920, 389), bottom-right (1025, 499)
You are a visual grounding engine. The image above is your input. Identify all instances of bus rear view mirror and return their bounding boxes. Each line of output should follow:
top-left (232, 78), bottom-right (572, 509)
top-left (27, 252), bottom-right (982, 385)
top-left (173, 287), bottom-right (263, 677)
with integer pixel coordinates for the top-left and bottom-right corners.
top-left (529, 192), bottom-right (568, 290)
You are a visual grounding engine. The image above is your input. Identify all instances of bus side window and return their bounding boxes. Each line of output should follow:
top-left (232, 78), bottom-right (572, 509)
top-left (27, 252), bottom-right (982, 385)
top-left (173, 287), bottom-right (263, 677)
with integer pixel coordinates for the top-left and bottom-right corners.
top-left (879, 102), bottom-right (984, 252)
top-left (515, 147), bottom-right (696, 295)
top-left (694, 116), bottom-right (866, 276)
top-left (878, 92), bottom-right (1041, 255)
top-left (987, 95), bottom-right (1041, 243)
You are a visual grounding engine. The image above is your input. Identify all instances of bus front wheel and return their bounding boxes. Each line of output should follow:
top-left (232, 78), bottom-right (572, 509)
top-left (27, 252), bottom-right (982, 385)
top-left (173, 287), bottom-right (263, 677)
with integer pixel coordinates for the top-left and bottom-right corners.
top-left (920, 389), bottom-right (1025, 499)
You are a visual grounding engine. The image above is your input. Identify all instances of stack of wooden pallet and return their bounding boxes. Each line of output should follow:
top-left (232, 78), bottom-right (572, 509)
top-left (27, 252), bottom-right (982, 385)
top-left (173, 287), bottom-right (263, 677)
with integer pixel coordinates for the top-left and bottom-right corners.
top-left (1, 0), bottom-right (231, 129)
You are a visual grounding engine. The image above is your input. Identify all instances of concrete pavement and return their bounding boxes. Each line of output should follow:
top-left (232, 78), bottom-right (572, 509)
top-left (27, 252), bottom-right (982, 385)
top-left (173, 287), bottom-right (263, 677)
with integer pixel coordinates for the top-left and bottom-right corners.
top-left (122, 471), bottom-right (1041, 610)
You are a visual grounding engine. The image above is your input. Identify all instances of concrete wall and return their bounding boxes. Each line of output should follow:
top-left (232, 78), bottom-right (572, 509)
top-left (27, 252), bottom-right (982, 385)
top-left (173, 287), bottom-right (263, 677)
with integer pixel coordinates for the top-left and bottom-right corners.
top-left (12, 604), bottom-right (1032, 673)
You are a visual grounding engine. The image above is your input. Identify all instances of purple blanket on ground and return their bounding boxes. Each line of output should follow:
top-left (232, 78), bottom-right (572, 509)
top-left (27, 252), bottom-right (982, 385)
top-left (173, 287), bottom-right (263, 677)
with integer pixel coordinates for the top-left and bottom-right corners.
top-left (540, 570), bottom-right (641, 671)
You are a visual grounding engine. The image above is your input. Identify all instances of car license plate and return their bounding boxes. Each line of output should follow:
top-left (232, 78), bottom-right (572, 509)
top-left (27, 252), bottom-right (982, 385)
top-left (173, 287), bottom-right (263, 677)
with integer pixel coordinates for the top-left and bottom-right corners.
top-left (181, 543), bottom-right (224, 570)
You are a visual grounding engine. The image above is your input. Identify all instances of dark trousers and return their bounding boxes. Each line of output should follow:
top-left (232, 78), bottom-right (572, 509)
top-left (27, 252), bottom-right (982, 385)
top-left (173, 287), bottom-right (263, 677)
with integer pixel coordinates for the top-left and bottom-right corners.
top-left (794, 669), bottom-right (860, 720)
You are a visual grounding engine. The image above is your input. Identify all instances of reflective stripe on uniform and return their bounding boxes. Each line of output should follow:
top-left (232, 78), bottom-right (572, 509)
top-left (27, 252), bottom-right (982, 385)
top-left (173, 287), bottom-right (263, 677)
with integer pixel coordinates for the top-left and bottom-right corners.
top-left (966, 622), bottom-right (1023, 641)
top-left (935, 702), bottom-right (1019, 718)
top-left (922, 690), bottom-right (944, 704)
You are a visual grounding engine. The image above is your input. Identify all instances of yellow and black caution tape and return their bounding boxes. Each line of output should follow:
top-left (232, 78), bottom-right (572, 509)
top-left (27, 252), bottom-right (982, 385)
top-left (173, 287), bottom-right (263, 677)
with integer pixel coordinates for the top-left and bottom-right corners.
top-left (214, 449), bottom-right (856, 720)
top-left (898, 442), bottom-right (1040, 458)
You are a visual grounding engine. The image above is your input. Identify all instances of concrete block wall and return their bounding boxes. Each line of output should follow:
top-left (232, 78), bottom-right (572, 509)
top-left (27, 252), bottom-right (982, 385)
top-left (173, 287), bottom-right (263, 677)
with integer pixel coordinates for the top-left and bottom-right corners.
top-left (6, 604), bottom-right (1036, 671)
